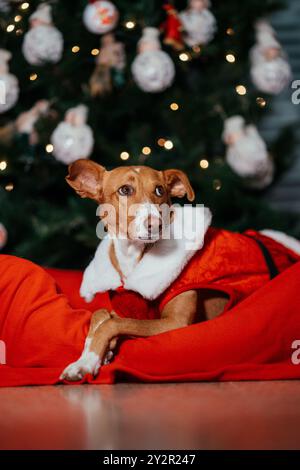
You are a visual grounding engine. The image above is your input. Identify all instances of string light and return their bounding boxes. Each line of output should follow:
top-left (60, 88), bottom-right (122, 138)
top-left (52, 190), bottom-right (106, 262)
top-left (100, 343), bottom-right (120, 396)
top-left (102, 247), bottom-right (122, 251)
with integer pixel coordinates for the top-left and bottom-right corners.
top-left (235, 84), bottom-right (247, 96)
top-left (91, 48), bottom-right (100, 56)
top-left (199, 159), bottom-right (209, 169)
top-left (170, 102), bottom-right (179, 111)
top-left (142, 146), bottom-right (151, 155)
top-left (125, 20), bottom-right (136, 29)
top-left (226, 53), bottom-right (236, 63)
top-left (16, 29), bottom-right (23, 36)
top-left (14, 15), bottom-right (22, 22)
top-left (45, 144), bottom-right (53, 153)
top-left (226, 27), bottom-right (235, 36)
top-left (6, 24), bottom-right (15, 32)
top-left (157, 138), bottom-right (166, 147)
top-left (179, 52), bottom-right (190, 62)
top-left (120, 151), bottom-right (130, 160)
top-left (20, 2), bottom-right (29, 10)
top-left (213, 179), bottom-right (222, 191)
top-left (164, 140), bottom-right (174, 150)
top-left (29, 73), bottom-right (38, 81)
top-left (72, 45), bottom-right (80, 53)
top-left (0, 161), bottom-right (7, 171)
top-left (5, 183), bottom-right (14, 192)
top-left (256, 97), bottom-right (267, 108)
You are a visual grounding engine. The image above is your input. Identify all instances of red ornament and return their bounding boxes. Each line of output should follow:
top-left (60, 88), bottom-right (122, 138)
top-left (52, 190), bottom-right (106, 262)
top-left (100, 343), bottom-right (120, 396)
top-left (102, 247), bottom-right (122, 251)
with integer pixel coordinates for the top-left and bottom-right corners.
top-left (161, 3), bottom-right (184, 51)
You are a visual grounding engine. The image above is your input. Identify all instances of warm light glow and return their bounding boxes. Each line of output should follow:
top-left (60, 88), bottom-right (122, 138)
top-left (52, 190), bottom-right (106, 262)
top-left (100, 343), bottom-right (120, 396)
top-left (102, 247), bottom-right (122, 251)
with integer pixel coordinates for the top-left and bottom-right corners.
top-left (6, 24), bottom-right (15, 32)
top-left (0, 161), bottom-right (7, 171)
top-left (256, 97), bottom-right (267, 108)
top-left (157, 138), bottom-right (166, 147)
top-left (91, 48), bottom-right (100, 56)
top-left (213, 179), bottom-right (222, 191)
top-left (125, 20), bottom-right (136, 29)
top-left (14, 15), bottom-right (22, 22)
top-left (16, 29), bottom-right (23, 36)
top-left (192, 45), bottom-right (201, 53)
top-left (142, 146), bottom-right (151, 155)
top-left (179, 52), bottom-right (190, 62)
top-left (120, 151), bottom-right (130, 160)
top-left (72, 45), bottom-right (80, 53)
top-left (226, 28), bottom-right (235, 36)
top-left (164, 140), bottom-right (174, 150)
top-left (170, 102), bottom-right (179, 111)
top-left (21, 2), bottom-right (30, 10)
top-left (236, 85), bottom-right (247, 96)
top-left (199, 159), bottom-right (209, 169)
top-left (226, 53), bottom-right (236, 63)
top-left (45, 144), bottom-right (54, 153)
top-left (29, 73), bottom-right (38, 81)
top-left (5, 183), bottom-right (14, 192)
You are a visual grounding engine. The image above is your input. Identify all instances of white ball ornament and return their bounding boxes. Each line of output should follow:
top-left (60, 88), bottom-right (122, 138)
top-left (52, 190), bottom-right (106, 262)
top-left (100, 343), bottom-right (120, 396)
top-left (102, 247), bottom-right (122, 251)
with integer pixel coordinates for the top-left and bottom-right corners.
top-left (250, 20), bottom-right (292, 95)
top-left (22, 4), bottom-right (63, 65)
top-left (179, 0), bottom-right (216, 47)
top-left (51, 105), bottom-right (94, 165)
top-left (0, 49), bottom-right (19, 114)
top-left (223, 116), bottom-right (274, 190)
top-left (131, 28), bottom-right (175, 93)
top-left (83, 1), bottom-right (119, 35)
top-left (251, 59), bottom-right (292, 95)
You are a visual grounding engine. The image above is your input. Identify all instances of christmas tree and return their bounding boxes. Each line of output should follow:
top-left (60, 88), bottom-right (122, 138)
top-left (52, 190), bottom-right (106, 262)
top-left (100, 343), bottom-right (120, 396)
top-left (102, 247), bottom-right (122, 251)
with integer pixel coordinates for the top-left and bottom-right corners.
top-left (0, 0), bottom-right (298, 268)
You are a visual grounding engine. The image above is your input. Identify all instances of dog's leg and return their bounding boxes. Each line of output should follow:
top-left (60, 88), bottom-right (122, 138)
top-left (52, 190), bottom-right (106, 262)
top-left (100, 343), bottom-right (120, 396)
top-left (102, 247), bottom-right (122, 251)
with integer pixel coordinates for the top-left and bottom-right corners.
top-left (81, 290), bottom-right (198, 377)
top-left (60, 309), bottom-right (113, 381)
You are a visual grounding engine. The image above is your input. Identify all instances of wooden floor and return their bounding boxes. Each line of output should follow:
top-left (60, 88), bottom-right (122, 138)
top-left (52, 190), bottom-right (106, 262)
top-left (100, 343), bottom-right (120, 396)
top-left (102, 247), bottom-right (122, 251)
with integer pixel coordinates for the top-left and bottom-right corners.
top-left (1, 381), bottom-right (300, 450)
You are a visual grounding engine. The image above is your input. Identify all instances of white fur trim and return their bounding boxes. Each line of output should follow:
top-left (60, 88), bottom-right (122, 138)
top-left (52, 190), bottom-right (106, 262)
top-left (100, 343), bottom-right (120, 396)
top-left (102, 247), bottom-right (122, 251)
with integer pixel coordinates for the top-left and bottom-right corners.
top-left (80, 235), bottom-right (122, 302)
top-left (260, 230), bottom-right (300, 256)
top-left (80, 206), bottom-right (212, 301)
top-left (113, 239), bottom-right (144, 279)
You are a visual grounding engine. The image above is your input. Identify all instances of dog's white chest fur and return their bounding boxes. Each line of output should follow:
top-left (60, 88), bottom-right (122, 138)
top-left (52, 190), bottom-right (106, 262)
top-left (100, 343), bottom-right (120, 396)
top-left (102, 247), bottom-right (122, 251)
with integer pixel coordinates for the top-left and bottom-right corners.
top-left (113, 240), bottom-right (144, 280)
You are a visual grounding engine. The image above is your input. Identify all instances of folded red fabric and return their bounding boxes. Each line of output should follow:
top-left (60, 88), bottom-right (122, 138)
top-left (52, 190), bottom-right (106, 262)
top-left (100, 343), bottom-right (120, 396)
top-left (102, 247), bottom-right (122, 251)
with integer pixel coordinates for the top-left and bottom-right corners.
top-left (0, 254), bottom-right (300, 386)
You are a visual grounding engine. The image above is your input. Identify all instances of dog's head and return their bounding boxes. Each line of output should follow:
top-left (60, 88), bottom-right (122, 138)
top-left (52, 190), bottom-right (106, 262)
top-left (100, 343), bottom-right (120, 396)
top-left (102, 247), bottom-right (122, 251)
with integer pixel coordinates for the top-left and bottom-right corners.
top-left (66, 159), bottom-right (195, 242)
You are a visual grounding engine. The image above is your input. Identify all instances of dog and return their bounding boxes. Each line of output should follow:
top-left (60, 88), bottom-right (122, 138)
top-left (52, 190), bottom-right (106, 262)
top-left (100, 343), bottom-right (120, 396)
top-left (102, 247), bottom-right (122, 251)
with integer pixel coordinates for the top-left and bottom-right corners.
top-left (60, 159), bottom-right (300, 381)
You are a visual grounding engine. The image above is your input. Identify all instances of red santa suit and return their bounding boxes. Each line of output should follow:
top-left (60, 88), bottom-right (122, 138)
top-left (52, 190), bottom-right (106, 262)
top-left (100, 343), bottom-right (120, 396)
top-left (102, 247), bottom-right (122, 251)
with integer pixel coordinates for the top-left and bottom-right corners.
top-left (80, 206), bottom-right (300, 320)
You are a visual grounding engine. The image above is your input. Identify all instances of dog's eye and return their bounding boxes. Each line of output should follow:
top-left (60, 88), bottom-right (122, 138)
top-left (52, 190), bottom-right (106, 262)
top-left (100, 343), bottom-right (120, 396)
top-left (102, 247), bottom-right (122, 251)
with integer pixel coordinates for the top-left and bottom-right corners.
top-left (155, 186), bottom-right (165, 197)
top-left (118, 185), bottom-right (134, 196)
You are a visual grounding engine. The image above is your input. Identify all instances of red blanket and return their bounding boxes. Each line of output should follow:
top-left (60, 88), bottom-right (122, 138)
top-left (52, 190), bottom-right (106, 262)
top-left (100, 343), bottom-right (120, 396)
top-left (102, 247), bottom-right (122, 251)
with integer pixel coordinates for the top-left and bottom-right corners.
top-left (0, 254), bottom-right (300, 386)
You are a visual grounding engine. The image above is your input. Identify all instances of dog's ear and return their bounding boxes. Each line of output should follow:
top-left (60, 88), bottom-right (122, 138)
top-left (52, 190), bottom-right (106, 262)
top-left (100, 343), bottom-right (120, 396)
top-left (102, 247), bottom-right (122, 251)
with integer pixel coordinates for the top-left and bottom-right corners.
top-left (163, 169), bottom-right (195, 202)
top-left (66, 159), bottom-right (106, 202)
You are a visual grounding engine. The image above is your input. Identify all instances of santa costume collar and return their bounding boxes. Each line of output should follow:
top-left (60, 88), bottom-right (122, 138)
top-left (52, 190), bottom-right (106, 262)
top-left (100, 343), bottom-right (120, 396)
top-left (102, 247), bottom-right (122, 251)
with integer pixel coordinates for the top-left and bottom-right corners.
top-left (80, 206), bottom-right (212, 302)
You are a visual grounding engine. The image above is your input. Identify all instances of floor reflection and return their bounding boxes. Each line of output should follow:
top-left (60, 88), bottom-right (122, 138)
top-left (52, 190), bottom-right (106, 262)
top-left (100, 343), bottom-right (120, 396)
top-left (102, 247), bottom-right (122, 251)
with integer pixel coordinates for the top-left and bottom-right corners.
top-left (0, 381), bottom-right (300, 449)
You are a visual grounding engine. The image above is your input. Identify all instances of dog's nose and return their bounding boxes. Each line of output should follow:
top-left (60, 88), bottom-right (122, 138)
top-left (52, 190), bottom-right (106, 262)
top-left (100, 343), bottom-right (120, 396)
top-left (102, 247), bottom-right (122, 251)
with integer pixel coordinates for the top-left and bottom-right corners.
top-left (144, 216), bottom-right (162, 235)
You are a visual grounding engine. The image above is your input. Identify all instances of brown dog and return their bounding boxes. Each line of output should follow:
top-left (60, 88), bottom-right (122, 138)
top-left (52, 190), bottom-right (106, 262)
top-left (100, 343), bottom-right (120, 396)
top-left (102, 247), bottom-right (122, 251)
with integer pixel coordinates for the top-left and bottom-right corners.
top-left (60, 160), bottom-right (300, 381)
top-left (60, 160), bottom-right (228, 381)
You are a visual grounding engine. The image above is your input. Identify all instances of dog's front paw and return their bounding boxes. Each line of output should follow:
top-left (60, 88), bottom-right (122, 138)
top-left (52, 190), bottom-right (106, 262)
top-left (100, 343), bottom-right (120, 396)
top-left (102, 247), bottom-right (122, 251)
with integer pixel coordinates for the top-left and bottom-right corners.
top-left (60, 352), bottom-right (101, 382)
